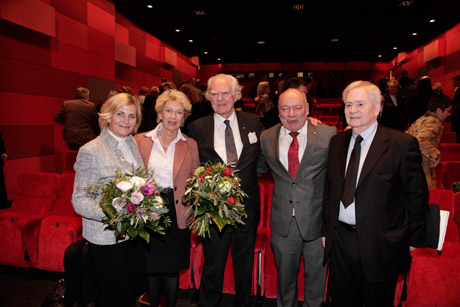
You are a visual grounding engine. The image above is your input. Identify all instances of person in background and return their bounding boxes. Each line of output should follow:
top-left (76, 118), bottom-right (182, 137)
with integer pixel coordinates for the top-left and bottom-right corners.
top-left (135, 89), bottom-right (199, 307)
top-left (187, 74), bottom-right (262, 307)
top-left (255, 81), bottom-right (277, 128)
top-left (138, 86), bottom-right (150, 104)
top-left (180, 82), bottom-right (212, 133)
top-left (323, 80), bottom-right (428, 307)
top-left (138, 86), bottom-right (160, 134)
top-left (432, 82), bottom-right (443, 94)
top-left (54, 87), bottom-right (98, 150)
top-left (257, 88), bottom-right (336, 307)
top-left (406, 93), bottom-right (453, 189)
top-left (450, 73), bottom-right (460, 143)
top-left (72, 93), bottom-right (145, 307)
top-left (406, 76), bottom-right (434, 124)
top-left (0, 132), bottom-right (7, 209)
top-left (380, 79), bottom-right (406, 131)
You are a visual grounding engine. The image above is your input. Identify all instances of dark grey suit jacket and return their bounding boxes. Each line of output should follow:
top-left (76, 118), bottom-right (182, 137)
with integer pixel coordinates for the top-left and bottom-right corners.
top-left (257, 121), bottom-right (337, 240)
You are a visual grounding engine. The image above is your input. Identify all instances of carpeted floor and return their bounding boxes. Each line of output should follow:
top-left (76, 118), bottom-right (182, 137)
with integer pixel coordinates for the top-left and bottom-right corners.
top-left (0, 265), bottom-right (284, 307)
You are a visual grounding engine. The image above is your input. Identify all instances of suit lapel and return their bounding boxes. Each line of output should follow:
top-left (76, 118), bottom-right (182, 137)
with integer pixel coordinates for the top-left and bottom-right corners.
top-left (173, 139), bottom-right (187, 182)
top-left (297, 120), bottom-right (317, 175)
top-left (358, 125), bottom-right (389, 186)
top-left (339, 130), bottom-right (352, 180)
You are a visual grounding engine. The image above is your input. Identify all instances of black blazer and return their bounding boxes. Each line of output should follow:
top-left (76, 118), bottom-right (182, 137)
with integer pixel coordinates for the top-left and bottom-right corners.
top-left (322, 125), bottom-right (429, 282)
top-left (187, 111), bottom-right (262, 231)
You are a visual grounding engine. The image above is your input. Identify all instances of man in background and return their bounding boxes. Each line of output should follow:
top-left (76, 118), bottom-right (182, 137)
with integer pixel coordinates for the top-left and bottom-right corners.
top-left (54, 87), bottom-right (98, 150)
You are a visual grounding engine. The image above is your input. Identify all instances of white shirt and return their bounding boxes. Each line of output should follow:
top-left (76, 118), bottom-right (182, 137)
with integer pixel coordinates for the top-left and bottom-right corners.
top-left (278, 121), bottom-right (308, 216)
top-left (145, 123), bottom-right (186, 189)
top-left (107, 129), bottom-right (138, 168)
top-left (390, 94), bottom-right (397, 106)
top-left (213, 112), bottom-right (243, 163)
top-left (338, 121), bottom-right (378, 225)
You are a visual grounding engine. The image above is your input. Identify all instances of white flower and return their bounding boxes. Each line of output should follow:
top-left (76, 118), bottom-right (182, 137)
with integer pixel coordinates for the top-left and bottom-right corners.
top-left (154, 195), bottom-right (164, 208)
top-left (116, 181), bottom-right (133, 192)
top-left (248, 132), bottom-right (257, 144)
top-left (218, 181), bottom-right (233, 194)
top-left (112, 197), bottom-right (125, 212)
top-left (130, 176), bottom-right (146, 188)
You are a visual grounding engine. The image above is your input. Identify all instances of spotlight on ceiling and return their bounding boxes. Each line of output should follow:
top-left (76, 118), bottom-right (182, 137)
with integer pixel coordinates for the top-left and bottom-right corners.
top-left (147, 5), bottom-right (153, 9)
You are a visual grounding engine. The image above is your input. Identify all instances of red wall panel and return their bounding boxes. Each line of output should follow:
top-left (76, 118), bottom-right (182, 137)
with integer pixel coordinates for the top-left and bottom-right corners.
top-left (55, 13), bottom-right (88, 49)
top-left (0, 92), bottom-right (62, 126)
top-left (51, 40), bottom-right (114, 80)
top-left (87, 27), bottom-right (115, 58)
top-left (115, 40), bottom-right (136, 67)
top-left (129, 31), bottom-right (146, 55)
top-left (0, 0), bottom-right (55, 37)
top-left (0, 21), bottom-right (51, 67)
top-left (115, 23), bottom-right (129, 44)
top-left (136, 53), bottom-right (160, 76)
top-left (0, 125), bottom-right (54, 159)
top-left (87, 2), bottom-right (114, 37)
top-left (51, 0), bottom-right (87, 25)
top-left (146, 40), bottom-right (160, 61)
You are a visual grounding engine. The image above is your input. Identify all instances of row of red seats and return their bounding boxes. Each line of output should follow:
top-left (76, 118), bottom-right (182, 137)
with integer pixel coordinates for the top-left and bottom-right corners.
top-left (0, 172), bottom-right (81, 272)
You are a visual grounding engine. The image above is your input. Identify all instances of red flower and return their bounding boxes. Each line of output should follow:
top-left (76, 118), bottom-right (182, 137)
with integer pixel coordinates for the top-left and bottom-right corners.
top-left (226, 196), bottom-right (236, 205)
top-left (206, 167), bottom-right (213, 173)
top-left (223, 167), bottom-right (232, 177)
top-left (199, 174), bottom-right (205, 182)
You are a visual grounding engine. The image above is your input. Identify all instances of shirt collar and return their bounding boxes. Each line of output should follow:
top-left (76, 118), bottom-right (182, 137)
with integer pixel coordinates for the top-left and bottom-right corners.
top-left (352, 120), bottom-right (378, 143)
top-left (280, 120), bottom-right (309, 138)
top-left (146, 123), bottom-right (186, 144)
top-left (214, 110), bottom-right (237, 127)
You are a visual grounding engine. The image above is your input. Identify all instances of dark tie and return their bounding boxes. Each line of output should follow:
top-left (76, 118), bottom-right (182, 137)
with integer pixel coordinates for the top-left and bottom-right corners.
top-left (288, 132), bottom-right (300, 178)
top-left (224, 120), bottom-right (238, 165)
top-left (341, 135), bottom-right (364, 208)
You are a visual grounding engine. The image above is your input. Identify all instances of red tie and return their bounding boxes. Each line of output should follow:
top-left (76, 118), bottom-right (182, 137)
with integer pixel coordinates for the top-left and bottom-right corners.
top-left (288, 132), bottom-right (299, 178)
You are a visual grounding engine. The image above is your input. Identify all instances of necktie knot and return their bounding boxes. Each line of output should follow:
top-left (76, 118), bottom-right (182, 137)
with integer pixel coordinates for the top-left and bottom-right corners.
top-left (224, 119), bottom-right (230, 127)
top-left (289, 131), bottom-right (299, 139)
top-left (355, 135), bottom-right (363, 144)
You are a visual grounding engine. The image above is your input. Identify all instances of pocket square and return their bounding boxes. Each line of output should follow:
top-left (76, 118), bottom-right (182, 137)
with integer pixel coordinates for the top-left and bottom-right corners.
top-left (248, 132), bottom-right (258, 144)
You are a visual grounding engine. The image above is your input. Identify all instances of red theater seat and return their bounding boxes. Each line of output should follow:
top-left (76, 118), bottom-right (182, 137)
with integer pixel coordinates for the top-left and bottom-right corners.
top-left (0, 172), bottom-right (59, 268)
top-left (439, 143), bottom-right (460, 161)
top-left (37, 173), bottom-right (82, 272)
top-left (442, 161), bottom-right (460, 191)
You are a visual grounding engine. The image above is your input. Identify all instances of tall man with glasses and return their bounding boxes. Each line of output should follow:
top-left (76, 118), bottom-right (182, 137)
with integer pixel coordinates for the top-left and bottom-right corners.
top-left (322, 80), bottom-right (428, 307)
top-left (257, 88), bottom-right (336, 307)
top-left (188, 74), bottom-right (262, 307)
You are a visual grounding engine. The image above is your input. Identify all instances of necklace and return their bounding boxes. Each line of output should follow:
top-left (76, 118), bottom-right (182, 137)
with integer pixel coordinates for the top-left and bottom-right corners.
top-left (158, 131), bottom-right (169, 148)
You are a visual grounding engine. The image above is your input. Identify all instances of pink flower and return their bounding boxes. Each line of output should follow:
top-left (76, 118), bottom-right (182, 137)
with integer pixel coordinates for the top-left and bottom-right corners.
top-left (149, 212), bottom-right (160, 221)
top-left (130, 192), bottom-right (144, 205)
top-left (141, 185), bottom-right (154, 196)
top-left (126, 203), bottom-right (136, 213)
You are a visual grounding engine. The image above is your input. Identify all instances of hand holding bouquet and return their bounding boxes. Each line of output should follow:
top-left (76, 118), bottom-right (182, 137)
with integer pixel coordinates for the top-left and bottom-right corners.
top-left (182, 162), bottom-right (247, 238)
top-left (88, 167), bottom-right (170, 243)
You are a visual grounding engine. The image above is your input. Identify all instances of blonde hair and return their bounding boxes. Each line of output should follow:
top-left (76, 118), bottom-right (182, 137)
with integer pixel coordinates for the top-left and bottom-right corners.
top-left (98, 93), bottom-right (142, 133)
top-left (255, 81), bottom-right (270, 102)
top-left (155, 89), bottom-right (192, 125)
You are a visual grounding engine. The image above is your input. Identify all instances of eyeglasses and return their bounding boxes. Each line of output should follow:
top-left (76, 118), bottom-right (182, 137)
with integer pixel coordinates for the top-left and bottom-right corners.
top-left (208, 91), bottom-right (231, 99)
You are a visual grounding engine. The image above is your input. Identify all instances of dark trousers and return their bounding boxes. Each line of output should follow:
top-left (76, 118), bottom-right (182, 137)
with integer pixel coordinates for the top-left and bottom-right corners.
top-left (63, 239), bottom-right (97, 305)
top-left (0, 165), bottom-right (8, 209)
top-left (88, 239), bottom-right (146, 307)
top-left (329, 223), bottom-right (397, 307)
top-left (198, 226), bottom-right (256, 307)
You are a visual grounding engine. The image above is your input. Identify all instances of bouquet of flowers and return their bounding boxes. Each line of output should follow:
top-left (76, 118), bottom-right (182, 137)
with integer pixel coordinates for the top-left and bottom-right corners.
top-left (182, 161), bottom-right (247, 238)
top-left (88, 167), bottom-right (170, 243)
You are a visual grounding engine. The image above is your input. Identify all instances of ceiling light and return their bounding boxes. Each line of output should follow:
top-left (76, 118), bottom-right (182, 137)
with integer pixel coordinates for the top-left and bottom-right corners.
top-left (430, 19), bottom-right (436, 23)
top-left (393, 47), bottom-right (398, 50)
top-left (398, 1), bottom-right (413, 7)
top-left (194, 10), bottom-right (206, 16)
top-left (175, 29), bottom-right (180, 32)
top-left (331, 38), bottom-right (339, 43)
top-left (292, 4), bottom-right (304, 10)
top-left (378, 54), bottom-right (382, 58)
top-left (204, 51), bottom-right (208, 55)
top-left (412, 32), bottom-right (418, 36)
top-left (257, 41), bottom-right (266, 45)
top-left (147, 5), bottom-right (153, 9)
top-left (217, 58), bottom-right (221, 61)
top-left (189, 39), bottom-right (193, 43)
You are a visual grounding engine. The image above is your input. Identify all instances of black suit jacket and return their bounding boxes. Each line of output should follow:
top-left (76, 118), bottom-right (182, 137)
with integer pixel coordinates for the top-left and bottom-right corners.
top-left (322, 125), bottom-right (429, 282)
top-left (187, 112), bottom-right (262, 231)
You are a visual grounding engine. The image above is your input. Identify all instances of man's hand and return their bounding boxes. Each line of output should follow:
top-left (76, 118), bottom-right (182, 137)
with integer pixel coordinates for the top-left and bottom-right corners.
top-left (429, 160), bottom-right (439, 168)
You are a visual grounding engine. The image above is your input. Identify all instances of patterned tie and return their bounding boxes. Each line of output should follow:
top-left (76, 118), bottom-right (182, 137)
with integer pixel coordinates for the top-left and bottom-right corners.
top-left (224, 120), bottom-right (238, 165)
top-left (288, 132), bottom-right (300, 178)
top-left (341, 135), bottom-right (364, 208)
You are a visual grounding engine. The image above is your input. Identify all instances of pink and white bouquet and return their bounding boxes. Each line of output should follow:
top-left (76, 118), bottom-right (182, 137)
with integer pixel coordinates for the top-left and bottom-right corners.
top-left (88, 168), bottom-right (170, 243)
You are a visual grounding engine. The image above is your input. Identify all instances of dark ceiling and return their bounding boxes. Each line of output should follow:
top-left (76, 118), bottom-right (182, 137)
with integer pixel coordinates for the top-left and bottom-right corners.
top-left (114, 0), bottom-right (460, 65)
